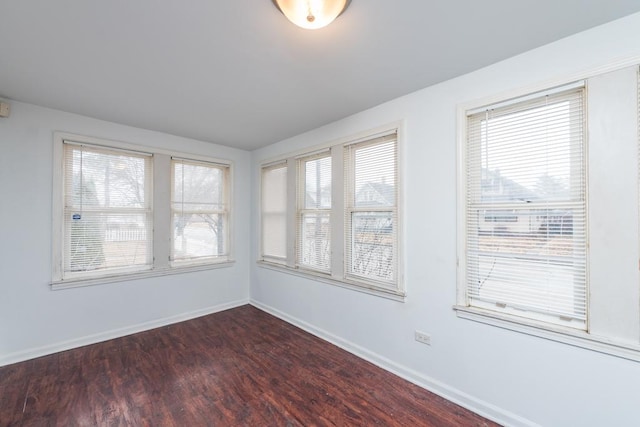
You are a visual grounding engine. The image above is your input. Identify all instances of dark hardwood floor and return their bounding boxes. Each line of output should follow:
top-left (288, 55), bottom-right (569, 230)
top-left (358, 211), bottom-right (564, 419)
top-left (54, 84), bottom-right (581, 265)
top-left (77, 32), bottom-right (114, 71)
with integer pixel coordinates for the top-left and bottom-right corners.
top-left (0, 305), bottom-right (498, 426)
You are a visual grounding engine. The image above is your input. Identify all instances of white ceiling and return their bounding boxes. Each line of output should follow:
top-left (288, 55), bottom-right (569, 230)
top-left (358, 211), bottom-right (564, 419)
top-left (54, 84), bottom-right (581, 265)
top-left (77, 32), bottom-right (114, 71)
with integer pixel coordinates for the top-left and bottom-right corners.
top-left (2, 1), bottom-right (640, 150)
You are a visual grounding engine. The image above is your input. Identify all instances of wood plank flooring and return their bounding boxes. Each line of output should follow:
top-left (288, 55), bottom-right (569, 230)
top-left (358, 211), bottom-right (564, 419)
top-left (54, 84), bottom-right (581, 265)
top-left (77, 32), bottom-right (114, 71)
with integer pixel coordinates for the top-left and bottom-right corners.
top-left (0, 305), bottom-right (499, 426)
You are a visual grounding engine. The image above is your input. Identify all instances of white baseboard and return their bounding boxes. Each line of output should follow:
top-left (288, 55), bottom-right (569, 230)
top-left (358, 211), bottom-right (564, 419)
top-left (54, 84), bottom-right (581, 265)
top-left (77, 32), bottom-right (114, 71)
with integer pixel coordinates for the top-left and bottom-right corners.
top-left (250, 299), bottom-right (538, 427)
top-left (0, 298), bottom-right (249, 367)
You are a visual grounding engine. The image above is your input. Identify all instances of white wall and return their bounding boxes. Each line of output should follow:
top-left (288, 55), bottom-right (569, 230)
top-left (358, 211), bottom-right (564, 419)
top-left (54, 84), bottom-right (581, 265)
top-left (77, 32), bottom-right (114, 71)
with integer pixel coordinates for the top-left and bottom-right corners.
top-left (250, 13), bottom-right (640, 427)
top-left (0, 101), bottom-right (251, 365)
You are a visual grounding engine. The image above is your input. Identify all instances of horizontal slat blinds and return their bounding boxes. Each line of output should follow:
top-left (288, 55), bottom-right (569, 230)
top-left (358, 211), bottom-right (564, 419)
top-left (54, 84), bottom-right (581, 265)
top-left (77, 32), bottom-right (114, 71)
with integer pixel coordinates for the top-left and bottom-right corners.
top-left (259, 127), bottom-right (402, 295)
top-left (171, 159), bottom-right (229, 263)
top-left (465, 85), bottom-right (587, 328)
top-left (297, 153), bottom-right (332, 272)
top-left (63, 143), bottom-right (152, 276)
top-left (345, 134), bottom-right (398, 286)
top-left (262, 163), bottom-right (288, 263)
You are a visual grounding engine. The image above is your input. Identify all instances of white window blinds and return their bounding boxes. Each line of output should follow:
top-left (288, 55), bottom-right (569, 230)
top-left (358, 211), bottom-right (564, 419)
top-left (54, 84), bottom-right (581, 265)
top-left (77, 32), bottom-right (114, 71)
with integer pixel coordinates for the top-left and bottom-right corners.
top-left (262, 163), bottom-right (288, 263)
top-left (259, 127), bottom-right (402, 296)
top-left (63, 143), bottom-right (153, 276)
top-left (171, 159), bottom-right (229, 264)
top-left (297, 153), bottom-right (332, 271)
top-left (344, 134), bottom-right (398, 286)
top-left (465, 85), bottom-right (587, 328)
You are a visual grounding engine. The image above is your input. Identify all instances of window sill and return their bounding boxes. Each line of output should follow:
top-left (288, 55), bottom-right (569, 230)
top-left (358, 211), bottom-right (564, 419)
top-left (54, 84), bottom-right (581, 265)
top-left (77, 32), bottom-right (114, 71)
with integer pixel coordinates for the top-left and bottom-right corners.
top-left (454, 305), bottom-right (640, 363)
top-left (51, 260), bottom-right (235, 291)
top-left (257, 261), bottom-right (406, 302)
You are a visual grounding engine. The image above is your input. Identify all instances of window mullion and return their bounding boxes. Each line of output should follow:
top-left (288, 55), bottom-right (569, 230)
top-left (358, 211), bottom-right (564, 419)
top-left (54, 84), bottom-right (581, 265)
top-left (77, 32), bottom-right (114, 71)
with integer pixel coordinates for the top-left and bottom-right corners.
top-left (153, 153), bottom-right (171, 269)
top-left (286, 157), bottom-right (297, 268)
top-left (331, 145), bottom-right (345, 280)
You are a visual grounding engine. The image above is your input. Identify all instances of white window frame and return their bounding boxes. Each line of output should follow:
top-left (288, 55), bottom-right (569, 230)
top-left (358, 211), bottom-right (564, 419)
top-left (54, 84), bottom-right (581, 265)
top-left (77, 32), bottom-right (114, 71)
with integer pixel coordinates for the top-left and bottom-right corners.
top-left (52, 132), bottom-right (234, 290)
top-left (462, 82), bottom-right (588, 329)
top-left (170, 157), bottom-right (231, 267)
top-left (59, 141), bottom-right (155, 280)
top-left (296, 151), bottom-right (332, 273)
top-left (260, 161), bottom-right (289, 265)
top-left (455, 64), bottom-right (640, 362)
top-left (344, 135), bottom-right (399, 290)
top-left (258, 123), bottom-right (404, 300)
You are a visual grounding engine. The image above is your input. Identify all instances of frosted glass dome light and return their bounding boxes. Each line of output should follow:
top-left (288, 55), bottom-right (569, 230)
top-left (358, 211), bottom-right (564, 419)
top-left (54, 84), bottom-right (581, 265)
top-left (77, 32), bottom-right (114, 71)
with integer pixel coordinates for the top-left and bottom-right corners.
top-left (272, 0), bottom-right (351, 30)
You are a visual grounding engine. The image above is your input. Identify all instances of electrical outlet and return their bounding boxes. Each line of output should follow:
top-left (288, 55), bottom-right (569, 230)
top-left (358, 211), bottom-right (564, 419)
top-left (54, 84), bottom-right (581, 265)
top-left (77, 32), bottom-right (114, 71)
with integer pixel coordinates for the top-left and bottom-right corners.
top-left (414, 331), bottom-right (431, 345)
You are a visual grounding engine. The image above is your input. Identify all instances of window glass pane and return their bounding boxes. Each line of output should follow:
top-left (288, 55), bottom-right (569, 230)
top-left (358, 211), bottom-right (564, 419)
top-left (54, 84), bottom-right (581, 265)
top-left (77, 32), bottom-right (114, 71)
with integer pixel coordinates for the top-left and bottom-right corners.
top-left (65, 212), bottom-right (151, 271)
top-left (472, 207), bottom-right (586, 317)
top-left (172, 162), bottom-right (224, 210)
top-left (349, 212), bottom-right (395, 281)
top-left (68, 148), bottom-right (147, 209)
top-left (173, 213), bottom-right (226, 259)
top-left (354, 141), bottom-right (396, 208)
top-left (300, 212), bottom-right (331, 270)
top-left (304, 156), bottom-right (332, 209)
top-left (478, 101), bottom-right (576, 203)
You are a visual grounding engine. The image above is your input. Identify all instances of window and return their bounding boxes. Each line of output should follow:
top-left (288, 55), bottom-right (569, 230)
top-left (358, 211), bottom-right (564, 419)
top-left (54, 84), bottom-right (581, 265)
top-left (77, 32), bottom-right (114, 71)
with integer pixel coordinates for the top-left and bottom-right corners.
top-left (171, 159), bottom-right (230, 265)
top-left (261, 163), bottom-right (288, 264)
top-left (457, 66), bottom-right (640, 361)
top-left (52, 133), bottom-right (233, 287)
top-left (345, 136), bottom-right (398, 286)
top-left (62, 143), bottom-right (153, 278)
top-left (297, 153), bottom-right (332, 272)
top-left (462, 84), bottom-right (587, 329)
top-left (259, 126), bottom-right (402, 297)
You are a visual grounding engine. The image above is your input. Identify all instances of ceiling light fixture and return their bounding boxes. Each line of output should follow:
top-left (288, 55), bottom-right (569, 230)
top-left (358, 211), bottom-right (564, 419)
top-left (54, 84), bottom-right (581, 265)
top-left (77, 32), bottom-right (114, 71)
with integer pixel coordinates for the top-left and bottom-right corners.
top-left (272, 0), bottom-right (351, 30)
